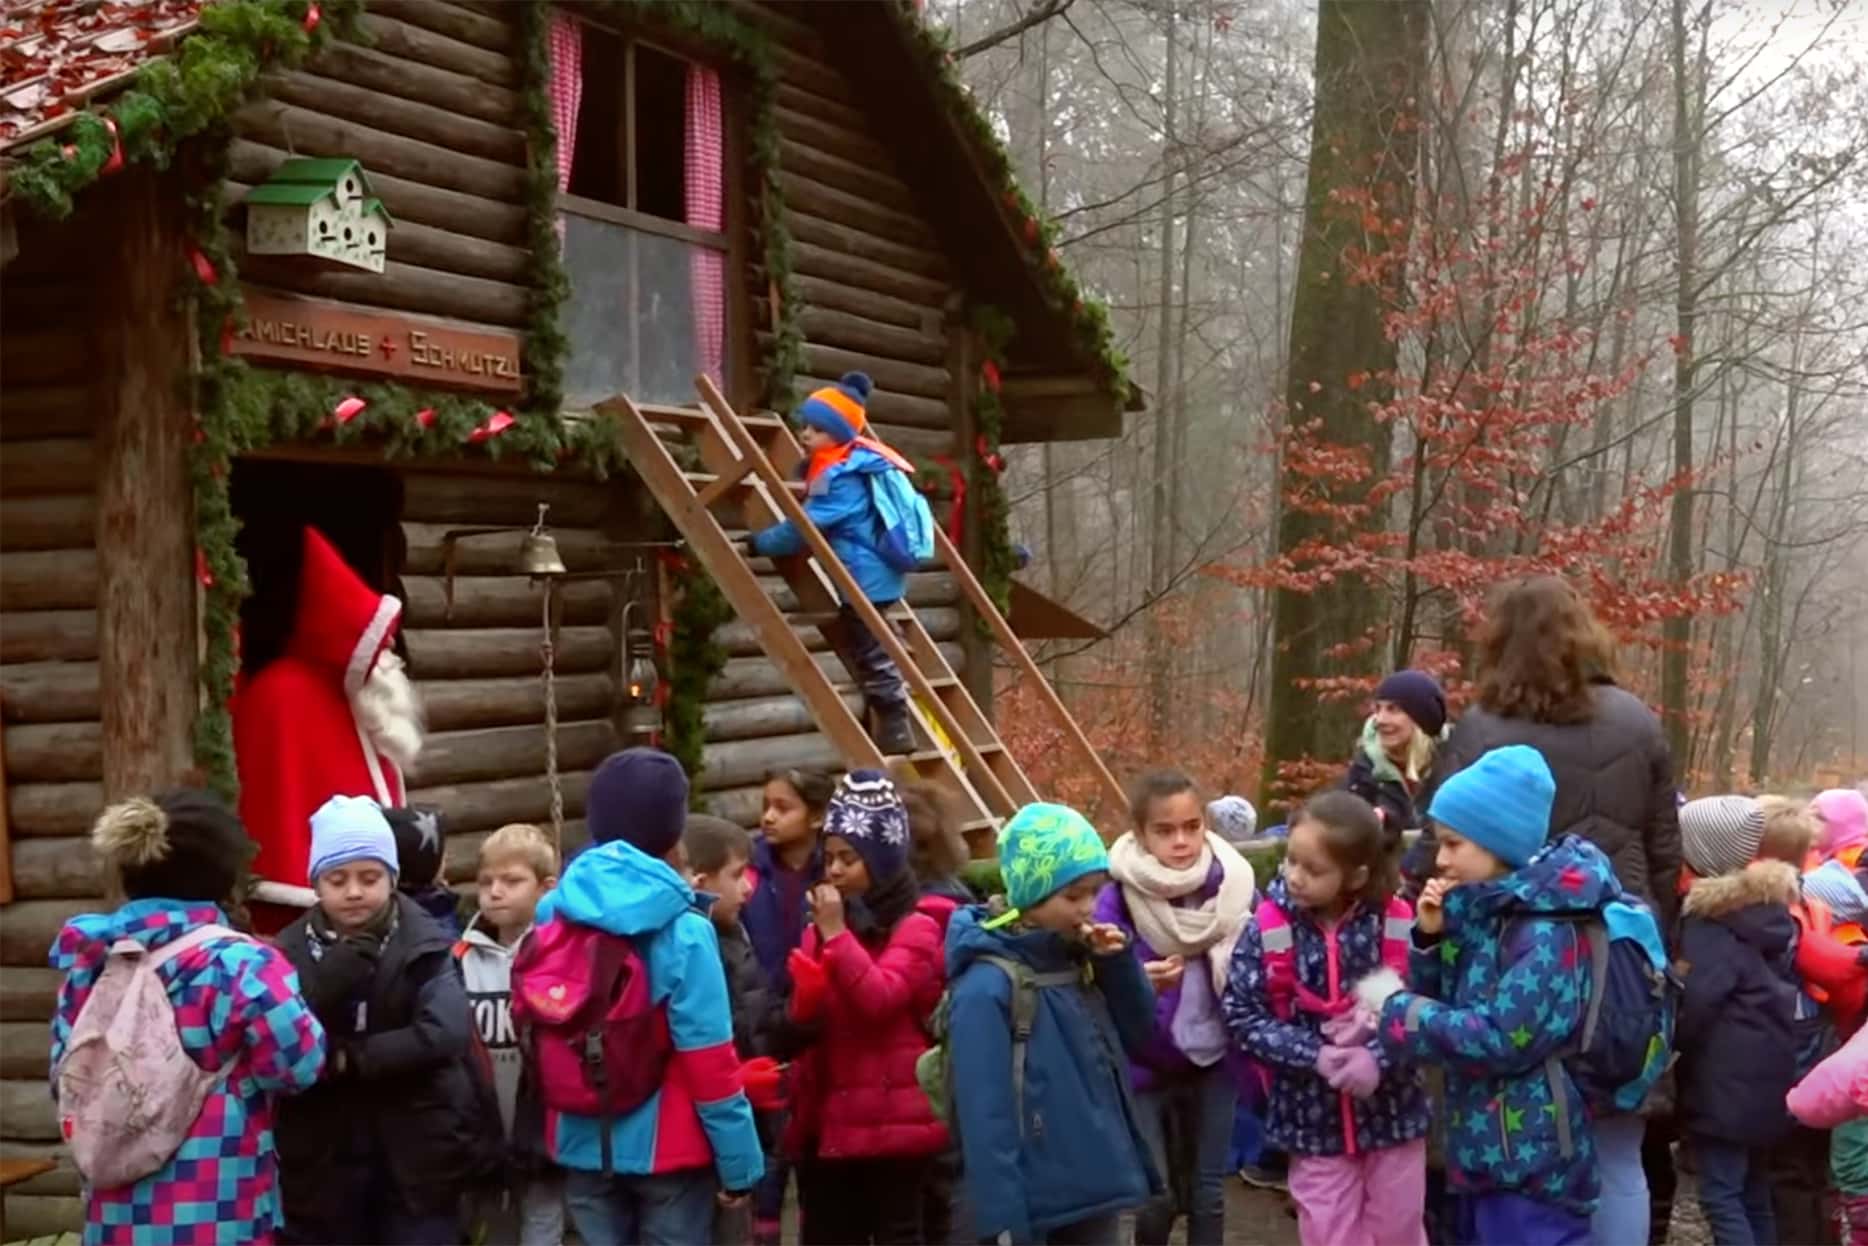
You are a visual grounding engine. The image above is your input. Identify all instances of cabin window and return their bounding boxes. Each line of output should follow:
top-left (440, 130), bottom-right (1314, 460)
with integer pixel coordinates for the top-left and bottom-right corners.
top-left (555, 21), bottom-right (735, 408)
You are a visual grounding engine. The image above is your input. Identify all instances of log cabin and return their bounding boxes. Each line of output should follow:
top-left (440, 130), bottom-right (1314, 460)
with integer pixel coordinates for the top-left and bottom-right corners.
top-left (0, 0), bottom-right (1134, 1230)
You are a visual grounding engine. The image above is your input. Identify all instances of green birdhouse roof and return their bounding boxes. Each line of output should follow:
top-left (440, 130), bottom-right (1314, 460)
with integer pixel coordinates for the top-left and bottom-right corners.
top-left (246, 157), bottom-right (375, 207)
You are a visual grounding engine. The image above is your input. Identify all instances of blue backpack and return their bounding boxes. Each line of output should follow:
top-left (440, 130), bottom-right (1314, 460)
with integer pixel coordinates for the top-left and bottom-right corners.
top-left (1530, 898), bottom-right (1678, 1153)
top-left (866, 464), bottom-right (936, 573)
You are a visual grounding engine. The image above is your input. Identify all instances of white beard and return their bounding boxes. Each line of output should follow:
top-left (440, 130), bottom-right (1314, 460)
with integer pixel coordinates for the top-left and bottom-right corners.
top-left (353, 650), bottom-right (425, 772)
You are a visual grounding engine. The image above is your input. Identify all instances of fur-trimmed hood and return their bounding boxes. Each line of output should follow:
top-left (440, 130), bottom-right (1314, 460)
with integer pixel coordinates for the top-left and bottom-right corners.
top-left (1683, 859), bottom-right (1800, 920)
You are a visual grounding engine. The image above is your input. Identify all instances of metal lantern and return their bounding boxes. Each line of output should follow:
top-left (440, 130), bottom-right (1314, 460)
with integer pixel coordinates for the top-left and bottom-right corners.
top-left (620, 602), bottom-right (662, 738)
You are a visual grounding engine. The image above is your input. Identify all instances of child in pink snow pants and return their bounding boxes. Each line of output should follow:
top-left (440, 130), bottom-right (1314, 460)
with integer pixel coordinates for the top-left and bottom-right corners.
top-left (1224, 791), bottom-right (1430, 1245)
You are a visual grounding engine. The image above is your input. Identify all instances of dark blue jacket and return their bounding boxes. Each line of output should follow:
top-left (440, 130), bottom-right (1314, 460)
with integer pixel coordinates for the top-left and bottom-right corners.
top-left (945, 905), bottom-right (1162, 1243)
top-left (741, 834), bottom-right (821, 992)
top-left (1675, 860), bottom-right (1803, 1147)
top-left (1377, 835), bottom-right (1614, 1215)
top-left (1225, 878), bottom-right (1430, 1157)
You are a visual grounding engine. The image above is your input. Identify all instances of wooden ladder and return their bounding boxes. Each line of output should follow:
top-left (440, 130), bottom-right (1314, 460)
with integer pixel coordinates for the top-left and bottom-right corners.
top-left (602, 376), bottom-right (1125, 850)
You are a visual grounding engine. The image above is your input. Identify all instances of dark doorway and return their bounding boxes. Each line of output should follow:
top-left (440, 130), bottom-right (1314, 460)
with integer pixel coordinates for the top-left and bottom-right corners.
top-left (229, 459), bottom-right (405, 682)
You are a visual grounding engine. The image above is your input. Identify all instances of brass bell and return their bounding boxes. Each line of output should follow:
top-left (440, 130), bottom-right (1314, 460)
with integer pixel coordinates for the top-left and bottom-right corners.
top-left (519, 503), bottom-right (566, 576)
top-left (519, 529), bottom-right (566, 576)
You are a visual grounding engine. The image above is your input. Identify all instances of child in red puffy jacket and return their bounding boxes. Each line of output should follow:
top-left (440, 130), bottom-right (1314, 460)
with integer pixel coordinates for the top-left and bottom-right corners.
top-left (782, 771), bottom-right (953, 1245)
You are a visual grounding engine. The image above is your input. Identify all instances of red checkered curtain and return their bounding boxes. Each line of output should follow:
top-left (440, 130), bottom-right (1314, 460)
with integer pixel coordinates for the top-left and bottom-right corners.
top-left (548, 15), bottom-right (583, 226)
top-left (685, 63), bottom-right (725, 386)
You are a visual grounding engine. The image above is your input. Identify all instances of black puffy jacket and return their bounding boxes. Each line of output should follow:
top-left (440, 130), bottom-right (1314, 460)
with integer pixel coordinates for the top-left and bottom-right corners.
top-left (1404, 680), bottom-right (1682, 931)
top-left (276, 894), bottom-right (498, 1220)
top-left (1675, 861), bottom-right (1803, 1146)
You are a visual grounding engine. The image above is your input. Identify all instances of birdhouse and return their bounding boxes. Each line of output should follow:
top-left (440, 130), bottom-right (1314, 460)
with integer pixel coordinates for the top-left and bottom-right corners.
top-left (245, 157), bottom-right (394, 274)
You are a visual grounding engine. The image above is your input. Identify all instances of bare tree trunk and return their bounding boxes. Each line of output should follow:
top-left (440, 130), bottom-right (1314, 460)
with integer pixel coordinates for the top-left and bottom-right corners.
top-left (1146, 0), bottom-right (1179, 745)
top-left (1262, 0), bottom-right (1428, 807)
top-left (1663, 0), bottom-right (1707, 766)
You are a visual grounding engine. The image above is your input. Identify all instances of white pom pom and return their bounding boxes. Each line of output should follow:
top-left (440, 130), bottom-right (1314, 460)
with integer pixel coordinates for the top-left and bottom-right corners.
top-left (1355, 966), bottom-right (1406, 1015)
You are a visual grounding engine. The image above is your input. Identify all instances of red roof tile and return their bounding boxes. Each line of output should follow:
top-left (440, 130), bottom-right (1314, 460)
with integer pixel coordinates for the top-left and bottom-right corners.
top-left (0, 0), bottom-right (202, 150)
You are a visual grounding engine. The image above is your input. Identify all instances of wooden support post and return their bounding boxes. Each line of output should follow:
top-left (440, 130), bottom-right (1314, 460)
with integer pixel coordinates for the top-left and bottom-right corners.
top-left (96, 170), bottom-right (197, 798)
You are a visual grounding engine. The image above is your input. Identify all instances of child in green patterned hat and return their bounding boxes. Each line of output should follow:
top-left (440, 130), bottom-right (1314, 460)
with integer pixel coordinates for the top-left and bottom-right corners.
top-left (944, 803), bottom-right (1164, 1243)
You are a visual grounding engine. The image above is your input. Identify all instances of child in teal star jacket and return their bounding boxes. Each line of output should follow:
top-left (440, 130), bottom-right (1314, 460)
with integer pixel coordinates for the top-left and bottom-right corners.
top-left (1358, 746), bottom-right (1613, 1246)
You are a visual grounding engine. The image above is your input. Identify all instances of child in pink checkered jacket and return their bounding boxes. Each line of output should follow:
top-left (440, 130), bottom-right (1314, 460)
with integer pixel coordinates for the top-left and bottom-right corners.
top-left (51, 791), bottom-right (326, 1246)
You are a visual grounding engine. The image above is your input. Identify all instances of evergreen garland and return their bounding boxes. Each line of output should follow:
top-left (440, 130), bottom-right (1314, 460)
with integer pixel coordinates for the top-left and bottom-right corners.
top-left (971, 305), bottom-right (1018, 617)
top-left (663, 566), bottom-right (734, 803)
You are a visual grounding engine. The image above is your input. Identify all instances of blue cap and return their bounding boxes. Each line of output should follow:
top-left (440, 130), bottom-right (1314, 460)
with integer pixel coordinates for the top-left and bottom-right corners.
top-left (1427, 745), bottom-right (1555, 868)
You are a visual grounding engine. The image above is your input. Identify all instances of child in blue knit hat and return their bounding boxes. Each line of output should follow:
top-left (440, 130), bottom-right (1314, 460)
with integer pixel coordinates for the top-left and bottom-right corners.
top-left (275, 795), bottom-right (490, 1243)
top-left (746, 372), bottom-right (922, 755)
top-left (944, 803), bottom-right (1164, 1244)
top-left (1356, 745), bottom-right (1623, 1245)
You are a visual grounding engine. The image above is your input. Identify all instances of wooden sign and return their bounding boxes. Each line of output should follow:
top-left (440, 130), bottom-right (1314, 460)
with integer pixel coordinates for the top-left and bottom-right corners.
top-left (232, 287), bottom-right (524, 393)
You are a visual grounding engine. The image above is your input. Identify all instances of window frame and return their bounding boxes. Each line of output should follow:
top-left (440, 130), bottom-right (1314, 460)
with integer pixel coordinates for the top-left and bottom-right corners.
top-left (557, 20), bottom-right (752, 407)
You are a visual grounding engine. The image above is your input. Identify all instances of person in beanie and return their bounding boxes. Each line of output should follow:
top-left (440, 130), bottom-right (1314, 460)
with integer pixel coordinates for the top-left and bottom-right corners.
top-left (747, 372), bottom-right (921, 755)
top-left (1206, 794), bottom-right (1259, 847)
top-left (782, 770), bottom-right (953, 1244)
top-left (537, 748), bottom-right (764, 1244)
top-left (52, 791), bottom-right (326, 1245)
top-left (385, 805), bottom-right (459, 937)
top-left (946, 802), bottom-right (1162, 1244)
top-left (1672, 794), bottom-right (1804, 1246)
top-left (1345, 669), bottom-right (1448, 845)
top-left (275, 795), bottom-right (489, 1244)
top-left (1362, 746), bottom-right (1620, 1245)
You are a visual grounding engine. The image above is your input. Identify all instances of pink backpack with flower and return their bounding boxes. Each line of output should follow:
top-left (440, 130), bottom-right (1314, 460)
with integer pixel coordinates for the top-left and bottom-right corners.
top-left (55, 924), bottom-right (248, 1188)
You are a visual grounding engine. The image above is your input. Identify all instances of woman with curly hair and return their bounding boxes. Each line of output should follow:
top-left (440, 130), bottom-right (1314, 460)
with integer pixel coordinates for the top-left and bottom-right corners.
top-left (1403, 574), bottom-right (1681, 1246)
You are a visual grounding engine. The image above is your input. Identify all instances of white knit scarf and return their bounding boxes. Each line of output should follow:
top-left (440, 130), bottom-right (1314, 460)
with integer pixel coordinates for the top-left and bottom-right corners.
top-left (1108, 830), bottom-right (1256, 993)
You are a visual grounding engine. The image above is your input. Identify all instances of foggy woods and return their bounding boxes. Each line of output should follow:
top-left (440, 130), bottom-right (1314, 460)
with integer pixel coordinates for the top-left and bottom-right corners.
top-left (935, 0), bottom-right (1868, 813)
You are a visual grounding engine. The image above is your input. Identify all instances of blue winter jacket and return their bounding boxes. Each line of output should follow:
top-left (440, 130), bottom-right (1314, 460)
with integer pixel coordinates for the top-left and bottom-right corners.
top-left (536, 840), bottom-right (764, 1191)
top-left (741, 833), bottom-right (820, 993)
top-left (945, 905), bottom-right (1162, 1243)
top-left (1225, 878), bottom-right (1431, 1157)
top-left (1377, 834), bottom-right (1616, 1215)
top-left (749, 446), bottom-right (906, 605)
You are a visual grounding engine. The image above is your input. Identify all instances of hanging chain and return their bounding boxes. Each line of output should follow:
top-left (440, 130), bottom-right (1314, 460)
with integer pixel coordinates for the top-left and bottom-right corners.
top-left (541, 579), bottom-right (563, 853)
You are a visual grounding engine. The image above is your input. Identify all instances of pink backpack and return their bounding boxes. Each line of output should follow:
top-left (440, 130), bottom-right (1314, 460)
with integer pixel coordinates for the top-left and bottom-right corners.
top-left (55, 924), bottom-right (248, 1189)
top-left (509, 917), bottom-right (672, 1173)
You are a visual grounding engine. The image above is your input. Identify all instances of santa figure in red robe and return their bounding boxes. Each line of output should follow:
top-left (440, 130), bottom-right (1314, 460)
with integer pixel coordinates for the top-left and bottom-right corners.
top-left (232, 526), bottom-right (424, 928)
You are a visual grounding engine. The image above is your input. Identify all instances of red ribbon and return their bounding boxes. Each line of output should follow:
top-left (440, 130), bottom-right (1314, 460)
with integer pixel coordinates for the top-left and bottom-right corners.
top-left (468, 411), bottom-right (514, 443)
top-left (189, 248), bottom-right (217, 286)
top-left (975, 434), bottom-right (1006, 475)
top-left (331, 396), bottom-right (366, 425)
top-left (931, 453), bottom-right (966, 544)
top-left (194, 548), bottom-right (215, 588)
top-left (302, 2), bottom-right (321, 32)
top-left (98, 117), bottom-right (122, 175)
top-left (414, 407), bottom-right (437, 428)
top-left (980, 359), bottom-right (1001, 393)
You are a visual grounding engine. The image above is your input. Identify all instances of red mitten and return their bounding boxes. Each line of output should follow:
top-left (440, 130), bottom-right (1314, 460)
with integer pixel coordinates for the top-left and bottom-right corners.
top-left (741, 1056), bottom-right (786, 1111)
top-left (788, 948), bottom-right (829, 1022)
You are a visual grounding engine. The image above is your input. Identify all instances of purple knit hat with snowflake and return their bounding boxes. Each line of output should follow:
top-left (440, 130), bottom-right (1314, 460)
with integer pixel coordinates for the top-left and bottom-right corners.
top-left (823, 769), bottom-right (911, 881)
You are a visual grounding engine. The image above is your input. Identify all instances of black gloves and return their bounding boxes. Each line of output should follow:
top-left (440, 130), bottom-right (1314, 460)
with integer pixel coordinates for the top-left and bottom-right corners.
top-left (301, 935), bottom-right (379, 1020)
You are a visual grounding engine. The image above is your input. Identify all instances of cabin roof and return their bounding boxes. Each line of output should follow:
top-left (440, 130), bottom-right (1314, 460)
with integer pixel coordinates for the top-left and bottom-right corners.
top-left (0, 0), bottom-right (204, 149)
top-left (797, 2), bottom-right (1140, 439)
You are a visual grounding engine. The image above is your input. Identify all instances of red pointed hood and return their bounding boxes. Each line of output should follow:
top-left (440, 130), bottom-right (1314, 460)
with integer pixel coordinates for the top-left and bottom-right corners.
top-left (286, 527), bottom-right (401, 694)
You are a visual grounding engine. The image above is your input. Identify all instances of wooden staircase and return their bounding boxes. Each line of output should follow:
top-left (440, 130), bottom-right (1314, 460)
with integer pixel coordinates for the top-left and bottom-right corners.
top-left (603, 376), bottom-right (1124, 850)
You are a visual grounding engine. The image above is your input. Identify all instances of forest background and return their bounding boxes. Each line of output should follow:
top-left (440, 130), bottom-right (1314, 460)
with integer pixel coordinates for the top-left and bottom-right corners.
top-left (939, 0), bottom-right (1868, 816)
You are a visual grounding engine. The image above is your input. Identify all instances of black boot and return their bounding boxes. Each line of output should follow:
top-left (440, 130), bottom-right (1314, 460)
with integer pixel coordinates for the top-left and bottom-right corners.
top-left (872, 700), bottom-right (916, 755)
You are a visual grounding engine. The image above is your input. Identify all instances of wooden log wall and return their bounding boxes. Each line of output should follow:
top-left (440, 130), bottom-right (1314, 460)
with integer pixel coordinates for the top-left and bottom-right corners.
top-left (228, 0), bottom-right (528, 331)
top-left (399, 471), bottom-right (620, 874)
top-left (732, 1), bottom-right (962, 463)
top-left (0, 188), bottom-right (109, 1230)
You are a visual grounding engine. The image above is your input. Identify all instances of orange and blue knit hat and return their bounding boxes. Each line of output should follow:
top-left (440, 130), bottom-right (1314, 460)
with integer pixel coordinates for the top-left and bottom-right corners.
top-left (795, 371), bottom-right (873, 444)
